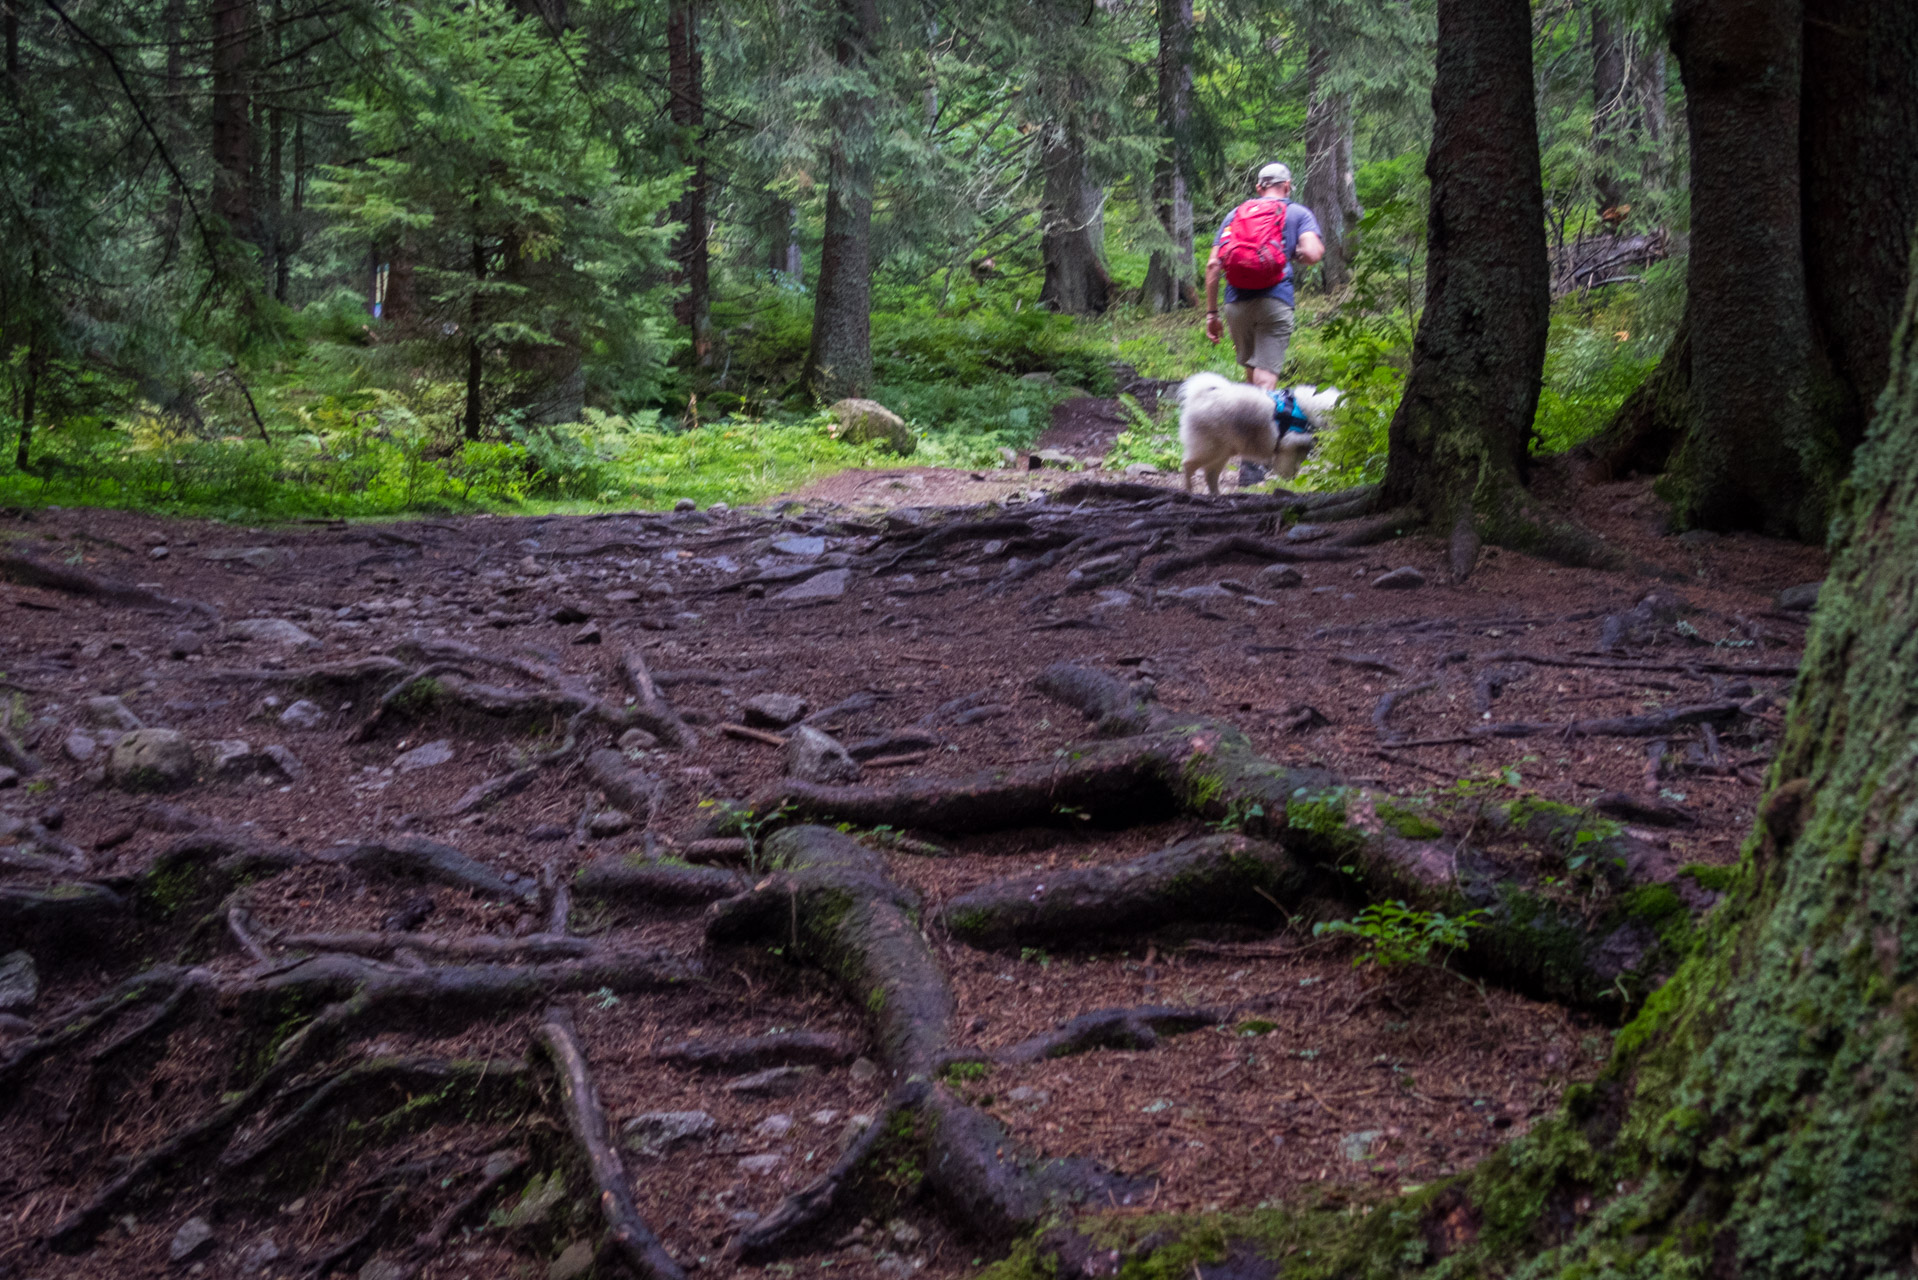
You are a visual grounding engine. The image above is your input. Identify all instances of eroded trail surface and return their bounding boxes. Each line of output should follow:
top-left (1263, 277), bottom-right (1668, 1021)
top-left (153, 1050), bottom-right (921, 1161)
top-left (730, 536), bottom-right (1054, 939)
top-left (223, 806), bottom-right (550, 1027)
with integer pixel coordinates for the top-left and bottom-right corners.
top-left (0, 462), bottom-right (1824, 1280)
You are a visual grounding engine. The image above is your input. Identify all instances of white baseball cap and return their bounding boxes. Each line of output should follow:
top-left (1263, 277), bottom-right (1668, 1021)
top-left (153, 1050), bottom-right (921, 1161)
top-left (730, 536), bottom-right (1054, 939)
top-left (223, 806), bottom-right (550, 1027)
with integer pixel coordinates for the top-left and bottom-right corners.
top-left (1256, 162), bottom-right (1292, 187)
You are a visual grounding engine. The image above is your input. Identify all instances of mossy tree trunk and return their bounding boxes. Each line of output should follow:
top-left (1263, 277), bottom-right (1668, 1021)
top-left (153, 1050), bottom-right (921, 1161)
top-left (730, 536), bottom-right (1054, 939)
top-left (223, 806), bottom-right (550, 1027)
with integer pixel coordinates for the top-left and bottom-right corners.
top-left (1038, 109), bottom-right (1111, 317)
top-left (1302, 42), bottom-right (1359, 294)
top-left (801, 0), bottom-right (878, 402)
top-left (1377, 0), bottom-right (1550, 578)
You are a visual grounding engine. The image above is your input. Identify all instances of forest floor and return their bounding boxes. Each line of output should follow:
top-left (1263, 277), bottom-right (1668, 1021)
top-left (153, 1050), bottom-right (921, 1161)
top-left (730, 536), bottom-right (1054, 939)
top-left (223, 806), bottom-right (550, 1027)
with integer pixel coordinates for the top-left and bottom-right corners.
top-left (0, 391), bottom-right (1825, 1280)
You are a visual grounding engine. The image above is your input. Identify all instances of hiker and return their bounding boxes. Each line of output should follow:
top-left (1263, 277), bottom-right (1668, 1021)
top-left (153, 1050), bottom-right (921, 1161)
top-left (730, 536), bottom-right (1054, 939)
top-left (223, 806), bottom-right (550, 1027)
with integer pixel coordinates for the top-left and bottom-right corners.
top-left (1203, 162), bottom-right (1325, 484)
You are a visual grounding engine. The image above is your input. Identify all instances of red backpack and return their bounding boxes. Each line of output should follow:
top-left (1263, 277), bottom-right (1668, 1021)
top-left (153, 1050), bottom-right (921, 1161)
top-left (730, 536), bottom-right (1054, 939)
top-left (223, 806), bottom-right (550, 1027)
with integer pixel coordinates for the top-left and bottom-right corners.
top-left (1218, 198), bottom-right (1289, 290)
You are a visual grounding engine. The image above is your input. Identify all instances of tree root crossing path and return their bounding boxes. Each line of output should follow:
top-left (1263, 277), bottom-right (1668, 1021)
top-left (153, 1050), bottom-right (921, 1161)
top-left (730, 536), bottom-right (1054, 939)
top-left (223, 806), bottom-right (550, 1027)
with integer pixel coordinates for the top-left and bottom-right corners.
top-left (0, 473), bottom-right (1822, 1280)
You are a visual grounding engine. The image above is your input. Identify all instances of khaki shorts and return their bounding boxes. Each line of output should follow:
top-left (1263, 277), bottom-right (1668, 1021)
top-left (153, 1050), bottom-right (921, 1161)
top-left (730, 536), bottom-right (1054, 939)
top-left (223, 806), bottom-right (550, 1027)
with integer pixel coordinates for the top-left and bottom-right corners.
top-left (1224, 296), bottom-right (1295, 374)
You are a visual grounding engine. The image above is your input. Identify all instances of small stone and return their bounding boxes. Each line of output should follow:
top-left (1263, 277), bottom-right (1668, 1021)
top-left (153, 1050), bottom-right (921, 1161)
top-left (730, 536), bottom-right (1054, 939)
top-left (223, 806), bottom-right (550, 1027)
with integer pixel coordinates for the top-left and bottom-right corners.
top-left (228, 617), bottom-right (321, 648)
top-left (888, 1219), bottom-right (922, 1247)
top-left (810, 1109), bottom-right (840, 1126)
top-left (1371, 567), bottom-right (1426, 591)
top-left (261, 744), bottom-right (305, 781)
top-left (169, 1216), bottom-right (215, 1263)
top-left (1258, 564), bottom-right (1304, 589)
top-left (725, 1065), bottom-right (813, 1096)
top-left (754, 1113), bottom-right (795, 1139)
top-left (587, 810), bottom-right (632, 838)
top-left (168, 630), bottom-right (205, 659)
top-left (771, 536), bottom-right (826, 558)
top-left (742, 693), bottom-right (809, 729)
top-left (528, 822), bottom-right (569, 842)
top-left (395, 739), bottom-right (455, 773)
top-left (0, 766), bottom-right (17, 789)
top-left (148, 545), bottom-right (170, 560)
top-left (84, 696), bottom-right (144, 731)
top-left (107, 729), bottom-right (196, 792)
top-left (1675, 529), bottom-right (1719, 547)
top-left (623, 1109), bottom-right (717, 1154)
top-left (0, 952), bottom-right (40, 1012)
top-left (549, 603), bottom-right (591, 625)
top-left (1778, 580), bottom-right (1822, 611)
top-left (618, 728), bottom-right (659, 752)
top-left (773, 568), bottom-right (850, 604)
top-left (207, 739), bottom-right (255, 774)
top-left (737, 1153), bottom-right (784, 1175)
top-left (785, 725), bottom-right (861, 786)
top-left (549, 1241), bottom-right (596, 1280)
top-left (1284, 523), bottom-right (1331, 542)
top-left (708, 501), bottom-right (730, 514)
top-left (1005, 1086), bottom-right (1051, 1105)
top-left (674, 498), bottom-right (697, 512)
top-left (1172, 584), bottom-right (1235, 601)
top-left (278, 700), bottom-right (325, 731)
top-left (848, 1057), bottom-right (880, 1084)
top-left (572, 623), bottom-right (602, 646)
top-left (63, 731), bottom-right (98, 763)
top-left (236, 1233), bottom-right (281, 1273)
top-left (358, 1258), bottom-right (411, 1280)
top-left (202, 545), bottom-right (291, 570)
top-left (1122, 462), bottom-right (1160, 477)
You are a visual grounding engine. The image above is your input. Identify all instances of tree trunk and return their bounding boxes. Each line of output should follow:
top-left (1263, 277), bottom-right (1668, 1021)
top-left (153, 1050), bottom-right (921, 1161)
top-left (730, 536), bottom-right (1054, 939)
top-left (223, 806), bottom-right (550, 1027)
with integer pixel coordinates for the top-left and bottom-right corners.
top-left (1659, 0), bottom-right (1848, 539)
top-left (1591, 12), bottom-right (1628, 211)
top-left (1799, 0), bottom-right (1918, 453)
top-left (1038, 112), bottom-right (1111, 316)
top-left (766, 202), bottom-right (800, 280)
top-left (1377, 0), bottom-right (1550, 576)
top-left (667, 0), bottom-right (709, 360)
top-left (209, 0), bottom-right (255, 247)
top-left (13, 330), bottom-right (37, 471)
top-left (801, 0), bottom-right (878, 402)
top-left (464, 232), bottom-right (485, 440)
top-left (1142, 0), bottom-right (1194, 314)
top-left (1302, 43), bottom-right (1360, 293)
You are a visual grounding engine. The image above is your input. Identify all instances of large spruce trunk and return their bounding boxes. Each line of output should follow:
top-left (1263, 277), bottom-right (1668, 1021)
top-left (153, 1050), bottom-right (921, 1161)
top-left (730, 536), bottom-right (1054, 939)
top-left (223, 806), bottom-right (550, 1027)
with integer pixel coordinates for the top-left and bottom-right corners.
top-left (1037, 110), bottom-right (1111, 316)
top-left (1302, 43), bottom-right (1360, 292)
top-left (1660, 0), bottom-right (1848, 540)
top-left (667, 0), bottom-right (710, 360)
top-left (209, 0), bottom-right (255, 247)
top-left (801, 0), bottom-right (878, 401)
top-left (1142, 0), bottom-right (1194, 314)
top-left (1376, 0), bottom-right (1549, 575)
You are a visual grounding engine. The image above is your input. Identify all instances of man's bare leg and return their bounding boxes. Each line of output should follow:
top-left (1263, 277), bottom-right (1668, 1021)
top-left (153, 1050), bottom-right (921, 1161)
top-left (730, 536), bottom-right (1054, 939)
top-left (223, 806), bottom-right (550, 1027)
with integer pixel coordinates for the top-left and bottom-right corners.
top-left (1240, 364), bottom-right (1280, 484)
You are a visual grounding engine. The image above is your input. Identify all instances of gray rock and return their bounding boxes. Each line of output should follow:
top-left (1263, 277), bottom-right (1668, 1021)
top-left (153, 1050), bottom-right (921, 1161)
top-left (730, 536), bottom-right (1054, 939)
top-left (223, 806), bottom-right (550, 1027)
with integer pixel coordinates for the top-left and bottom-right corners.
top-left (617, 727), bottom-right (658, 752)
top-left (0, 951), bottom-right (39, 1013)
top-left (1258, 564), bottom-right (1304, 589)
top-left (754, 1113), bottom-right (795, 1139)
top-left (1371, 567), bottom-right (1427, 591)
top-left (785, 725), bottom-right (861, 785)
top-left (63, 731), bottom-right (98, 763)
top-left (261, 744), bottom-right (305, 782)
top-left (549, 1240), bottom-right (596, 1280)
top-left (1284, 523), bottom-right (1331, 542)
top-left (771, 536), bottom-right (827, 558)
top-left (236, 1233), bottom-right (281, 1272)
top-left (737, 1153), bottom-right (784, 1175)
top-left (622, 1109), bottom-right (717, 1155)
top-left (206, 739), bottom-right (255, 774)
top-left (0, 766), bottom-right (17, 789)
top-left (203, 546), bottom-right (292, 570)
top-left (277, 700), bottom-right (325, 731)
top-left (773, 568), bottom-right (850, 604)
top-left (572, 623), bottom-right (602, 646)
top-left (742, 693), bottom-right (809, 728)
top-left (169, 1216), bottom-right (215, 1263)
top-left (229, 617), bottom-right (320, 649)
top-left (725, 1065), bottom-right (814, 1096)
top-left (1675, 529), bottom-right (1719, 547)
top-left (395, 739), bottom-right (455, 773)
top-left (148, 544), bottom-right (169, 560)
top-left (1172, 584), bottom-right (1235, 601)
top-left (1778, 580), bottom-right (1822, 611)
top-left (708, 501), bottom-right (730, 515)
top-left (499, 1170), bottom-right (567, 1228)
top-left (587, 810), bottom-right (632, 838)
top-left (673, 498), bottom-right (697, 512)
top-left (358, 1258), bottom-right (411, 1280)
top-left (1122, 463), bottom-right (1160, 477)
top-left (1090, 589), bottom-right (1133, 615)
top-left (107, 729), bottom-right (196, 792)
top-left (168, 630), bottom-right (205, 659)
top-left (827, 398), bottom-right (916, 455)
top-left (84, 696), bottom-right (144, 731)
top-left (848, 1057), bottom-right (880, 1084)
top-left (1032, 448), bottom-right (1078, 470)
top-left (1004, 1086), bottom-right (1050, 1106)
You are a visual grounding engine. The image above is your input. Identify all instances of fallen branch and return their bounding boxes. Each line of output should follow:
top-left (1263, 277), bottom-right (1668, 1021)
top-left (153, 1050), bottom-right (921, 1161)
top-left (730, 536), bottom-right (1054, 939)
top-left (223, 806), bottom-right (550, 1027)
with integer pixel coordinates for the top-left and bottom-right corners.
top-left (0, 551), bottom-right (216, 616)
top-left (996, 1006), bottom-right (1221, 1063)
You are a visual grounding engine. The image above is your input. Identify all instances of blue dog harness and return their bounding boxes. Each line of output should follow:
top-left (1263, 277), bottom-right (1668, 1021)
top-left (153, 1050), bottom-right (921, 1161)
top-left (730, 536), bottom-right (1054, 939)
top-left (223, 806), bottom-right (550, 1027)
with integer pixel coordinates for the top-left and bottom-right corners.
top-left (1272, 390), bottom-right (1312, 434)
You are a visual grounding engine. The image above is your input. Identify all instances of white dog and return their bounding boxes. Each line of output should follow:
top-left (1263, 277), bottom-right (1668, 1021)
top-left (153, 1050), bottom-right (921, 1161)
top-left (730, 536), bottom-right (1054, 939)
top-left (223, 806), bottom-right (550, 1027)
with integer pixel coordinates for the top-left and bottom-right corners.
top-left (1176, 372), bottom-right (1341, 494)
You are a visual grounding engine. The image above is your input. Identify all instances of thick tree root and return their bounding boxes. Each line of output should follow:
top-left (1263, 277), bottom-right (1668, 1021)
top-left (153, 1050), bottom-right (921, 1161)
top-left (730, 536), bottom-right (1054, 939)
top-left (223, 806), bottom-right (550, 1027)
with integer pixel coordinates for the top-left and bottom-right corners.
top-left (708, 825), bottom-right (1154, 1254)
top-left (536, 1005), bottom-right (686, 1280)
top-left (655, 1031), bottom-right (859, 1071)
top-left (753, 665), bottom-right (1717, 1013)
top-left (0, 551), bottom-right (216, 616)
top-left (996, 1006), bottom-right (1222, 1063)
top-left (939, 834), bottom-right (1311, 950)
top-left (576, 855), bottom-right (747, 906)
top-left (1142, 534), bottom-right (1357, 583)
top-left (323, 836), bottom-right (536, 903)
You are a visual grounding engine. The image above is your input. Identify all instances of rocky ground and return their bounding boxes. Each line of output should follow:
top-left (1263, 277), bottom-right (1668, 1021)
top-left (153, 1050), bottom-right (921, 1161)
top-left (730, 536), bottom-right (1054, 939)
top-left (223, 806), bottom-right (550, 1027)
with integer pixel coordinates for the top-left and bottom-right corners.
top-left (0, 404), bottom-right (1825, 1280)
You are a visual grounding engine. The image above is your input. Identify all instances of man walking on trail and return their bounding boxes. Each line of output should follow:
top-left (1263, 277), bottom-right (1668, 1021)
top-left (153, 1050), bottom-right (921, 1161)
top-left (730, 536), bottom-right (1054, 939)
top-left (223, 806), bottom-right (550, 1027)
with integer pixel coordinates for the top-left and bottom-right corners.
top-left (1204, 162), bottom-right (1325, 484)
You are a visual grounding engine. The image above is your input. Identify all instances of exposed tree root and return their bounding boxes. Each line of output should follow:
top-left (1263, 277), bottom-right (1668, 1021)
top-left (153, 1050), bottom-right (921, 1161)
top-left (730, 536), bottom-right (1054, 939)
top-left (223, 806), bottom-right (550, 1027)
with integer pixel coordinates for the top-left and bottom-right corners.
top-left (536, 1005), bottom-right (687, 1280)
top-left (0, 551), bottom-right (216, 616)
top-left (656, 1031), bottom-right (859, 1071)
top-left (322, 836), bottom-right (536, 903)
top-left (272, 930), bottom-right (594, 961)
top-left (1142, 534), bottom-right (1357, 583)
top-left (576, 854), bottom-right (747, 906)
top-left (940, 834), bottom-right (1311, 950)
top-left (190, 655), bottom-right (410, 689)
top-left (997, 1005), bottom-right (1222, 1063)
top-left (620, 645), bottom-right (697, 750)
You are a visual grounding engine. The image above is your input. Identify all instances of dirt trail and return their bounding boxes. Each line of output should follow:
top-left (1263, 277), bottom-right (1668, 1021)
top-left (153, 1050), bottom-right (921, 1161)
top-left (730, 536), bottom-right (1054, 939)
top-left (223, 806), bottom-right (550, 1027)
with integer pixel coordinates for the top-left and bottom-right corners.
top-left (0, 455), bottom-right (1821, 1280)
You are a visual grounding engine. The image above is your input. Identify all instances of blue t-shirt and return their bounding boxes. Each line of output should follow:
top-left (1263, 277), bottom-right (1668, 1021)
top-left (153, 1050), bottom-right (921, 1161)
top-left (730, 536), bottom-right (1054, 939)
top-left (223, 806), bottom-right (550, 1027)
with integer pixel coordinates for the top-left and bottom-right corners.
top-left (1216, 199), bottom-right (1321, 306)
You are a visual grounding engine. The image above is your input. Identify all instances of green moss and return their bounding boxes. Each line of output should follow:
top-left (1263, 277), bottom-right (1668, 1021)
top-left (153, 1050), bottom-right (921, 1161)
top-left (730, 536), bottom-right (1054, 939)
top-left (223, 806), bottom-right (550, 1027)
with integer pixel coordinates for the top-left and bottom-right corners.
top-left (946, 907), bottom-right (990, 935)
top-left (1284, 786), bottom-right (1349, 836)
top-left (1375, 800), bottom-right (1444, 840)
top-left (1680, 863), bottom-right (1738, 893)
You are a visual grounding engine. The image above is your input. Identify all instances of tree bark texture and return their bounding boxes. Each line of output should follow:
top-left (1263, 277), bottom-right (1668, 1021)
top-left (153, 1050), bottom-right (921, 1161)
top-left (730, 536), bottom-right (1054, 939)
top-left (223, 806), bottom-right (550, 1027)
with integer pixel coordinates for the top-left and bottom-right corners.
top-left (1591, 13), bottom-right (1628, 211)
top-left (1377, 0), bottom-right (1549, 566)
top-left (801, 0), bottom-right (878, 402)
top-left (1038, 112), bottom-right (1111, 317)
top-left (1661, 0), bottom-right (1848, 540)
top-left (209, 0), bottom-right (255, 247)
top-left (1800, 0), bottom-right (1918, 454)
top-left (1142, 0), bottom-right (1194, 314)
top-left (667, 0), bottom-right (710, 359)
top-left (1302, 43), bottom-right (1362, 293)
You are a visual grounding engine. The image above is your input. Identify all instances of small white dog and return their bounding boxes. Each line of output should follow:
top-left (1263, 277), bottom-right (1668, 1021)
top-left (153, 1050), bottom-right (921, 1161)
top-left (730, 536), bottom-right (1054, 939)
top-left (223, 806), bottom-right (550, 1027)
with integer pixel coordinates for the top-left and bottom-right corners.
top-left (1176, 372), bottom-right (1341, 494)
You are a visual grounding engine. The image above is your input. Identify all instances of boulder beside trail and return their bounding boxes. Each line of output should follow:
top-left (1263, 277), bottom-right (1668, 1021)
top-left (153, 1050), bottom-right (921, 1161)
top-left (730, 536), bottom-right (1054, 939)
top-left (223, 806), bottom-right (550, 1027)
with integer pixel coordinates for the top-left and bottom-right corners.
top-left (107, 729), bottom-right (196, 792)
top-left (826, 399), bottom-right (916, 456)
top-left (785, 726), bottom-right (861, 785)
